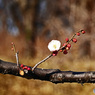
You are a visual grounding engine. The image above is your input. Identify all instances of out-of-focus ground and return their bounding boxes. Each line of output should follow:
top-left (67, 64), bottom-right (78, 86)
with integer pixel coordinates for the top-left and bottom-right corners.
top-left (0, 0), bottom-right (95, 95)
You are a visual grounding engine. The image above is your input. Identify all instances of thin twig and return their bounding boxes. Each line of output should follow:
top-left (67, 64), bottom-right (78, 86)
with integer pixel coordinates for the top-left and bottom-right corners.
top-left (32, 54), bottom-right (52, 71)
top-left (11, 42), bottom-right (19, 67)
top-left (32, 30), bottom-right (83, 71)
top-left (15, 52), bottom-right (19, 67)
top-left (60, 30), bottom-right (82, 50)
top-left (69, 33), bottom-right (76, 42)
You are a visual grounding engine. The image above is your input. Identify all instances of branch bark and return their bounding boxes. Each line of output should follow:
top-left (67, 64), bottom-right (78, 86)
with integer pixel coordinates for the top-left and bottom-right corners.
top-left (0, 59), bottom-right (95, 84)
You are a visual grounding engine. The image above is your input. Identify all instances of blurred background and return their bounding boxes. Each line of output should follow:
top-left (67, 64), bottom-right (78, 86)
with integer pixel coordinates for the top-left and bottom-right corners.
top-left (0, 0), bottom-right (95, 95)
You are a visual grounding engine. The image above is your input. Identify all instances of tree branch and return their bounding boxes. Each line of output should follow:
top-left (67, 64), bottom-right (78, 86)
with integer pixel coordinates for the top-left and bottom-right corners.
top-left (0, 59), bottom-right (95, 84)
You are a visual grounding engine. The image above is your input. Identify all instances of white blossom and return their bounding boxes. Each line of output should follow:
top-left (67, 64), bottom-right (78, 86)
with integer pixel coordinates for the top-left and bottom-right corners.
top-left (48, 40), bottom-right (61, 51)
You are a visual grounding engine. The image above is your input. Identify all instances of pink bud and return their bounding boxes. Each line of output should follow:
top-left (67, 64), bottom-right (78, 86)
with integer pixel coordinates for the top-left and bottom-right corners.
top-left (66, 47), bottom-right (70, 50)
top-left (23, 66), bottom-right (28, 69)
top-left (65, 38), bottom-right (69, 42)
top-left (81, 30), bottom-right (85, 34)
top-left (20, 64), bottom-right (24, 68)
top-left (67, 44), bottom-right (71, 48)
top-left (27, 67), bottom-right (31, 70)
top-left (72, 38), bottom-right (77, 43)
top-left (52, 51), bottom-right (58, 56)
top-left (60, 49), bottom-right (63, 52)
top-left (11, 47), bottom-right (14, 51)
top-left (76, 32), bottom-right (80, 36)
top-left (63, 50), bottom-right (68, 54)
top-left (11, 42), bottom-right (14, 45)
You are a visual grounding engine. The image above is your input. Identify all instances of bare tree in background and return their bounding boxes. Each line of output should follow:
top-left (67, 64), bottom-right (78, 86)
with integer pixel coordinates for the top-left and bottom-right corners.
top-left (0, 0), bottom-right (95, 59)
top-left (80, 0), bottom-right (95, 58)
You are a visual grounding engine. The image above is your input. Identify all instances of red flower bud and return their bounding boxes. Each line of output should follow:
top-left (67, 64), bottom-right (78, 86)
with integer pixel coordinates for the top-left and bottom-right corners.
top-left (27, 67), bottom-right (31, 70)
top-left (11, 42), bottom-right (14, 45)
top-left (81, 30), bottom-right (85, 34)
top-left (23, 66), bottom-right (28, 69)
top-left (65, 38), bottom-right (69, 42)
top-left (66, 47), bottom-right (70, 50)
top-left (60, 49), bottom-right (63, 52)
top-left (76, 32), bottom-right (80, 36)
top-left (63, 43), bottom-right (67, 47)
top-left (20, 64), bottom-right (24, 68)
top-left (72, 38), bottom-right (77, 43)
top-left (52, 51), bottom-right (58, 56)
top-left (63, 50), bottom-right (68, 54)
top-left (67, 44), bottom-right (71, 48)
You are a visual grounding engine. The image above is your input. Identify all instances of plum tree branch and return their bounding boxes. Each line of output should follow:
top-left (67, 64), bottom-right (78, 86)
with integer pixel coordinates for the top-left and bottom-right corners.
top-left (31, 30), bottom-right (85, 70)
top-left (32, 54), bottom-right (52, 71)
top-left (0, 59), bottom-right (95, 84)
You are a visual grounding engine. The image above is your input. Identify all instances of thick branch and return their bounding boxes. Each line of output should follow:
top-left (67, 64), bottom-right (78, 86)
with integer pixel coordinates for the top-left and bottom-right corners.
top-left (0, 59), bottom-right (95, 84)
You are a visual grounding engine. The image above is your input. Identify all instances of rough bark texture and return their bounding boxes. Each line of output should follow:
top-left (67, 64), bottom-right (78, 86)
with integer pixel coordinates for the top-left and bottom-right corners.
top-left (0, 59), bottom-right (95, 84)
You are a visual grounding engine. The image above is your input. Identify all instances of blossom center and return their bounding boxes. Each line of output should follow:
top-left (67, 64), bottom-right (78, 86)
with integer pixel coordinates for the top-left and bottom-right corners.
top-left (53, 44), bottom-right (57, 49)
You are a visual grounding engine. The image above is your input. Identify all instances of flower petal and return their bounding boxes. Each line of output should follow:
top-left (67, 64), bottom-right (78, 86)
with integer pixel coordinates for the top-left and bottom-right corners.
top-left (48, 40), bottom-right (61, 51)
